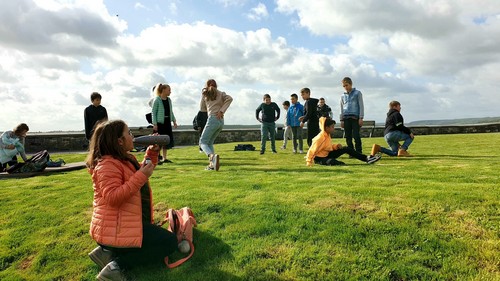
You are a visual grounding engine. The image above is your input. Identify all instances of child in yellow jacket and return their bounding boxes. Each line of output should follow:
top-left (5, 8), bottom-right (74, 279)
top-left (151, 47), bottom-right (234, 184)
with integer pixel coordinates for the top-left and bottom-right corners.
top-left (306, 117), bottom-right (381, 166)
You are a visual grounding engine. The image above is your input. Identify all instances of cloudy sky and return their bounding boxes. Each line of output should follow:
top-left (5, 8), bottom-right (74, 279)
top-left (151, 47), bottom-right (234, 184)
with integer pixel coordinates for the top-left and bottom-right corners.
top-left (1, 0), bottom-right (499, 132)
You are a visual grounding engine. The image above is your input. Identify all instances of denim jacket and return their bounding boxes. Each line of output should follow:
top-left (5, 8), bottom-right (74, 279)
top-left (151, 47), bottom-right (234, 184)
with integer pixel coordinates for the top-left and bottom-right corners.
top-left (339, 88), bottom-right (364, 120)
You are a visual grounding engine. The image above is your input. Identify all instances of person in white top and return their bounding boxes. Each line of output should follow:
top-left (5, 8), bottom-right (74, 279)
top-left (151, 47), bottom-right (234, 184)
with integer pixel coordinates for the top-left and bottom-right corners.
top-left (199, 79), bottom-right (233, 171)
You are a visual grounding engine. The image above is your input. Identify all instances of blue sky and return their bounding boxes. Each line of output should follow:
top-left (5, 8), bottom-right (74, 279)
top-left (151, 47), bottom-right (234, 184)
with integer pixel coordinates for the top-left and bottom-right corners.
top-left (1, 0), bottom-right (500, 132)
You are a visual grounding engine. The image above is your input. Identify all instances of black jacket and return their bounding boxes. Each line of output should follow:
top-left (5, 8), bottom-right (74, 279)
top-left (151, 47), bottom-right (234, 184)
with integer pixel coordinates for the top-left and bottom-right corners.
top-left (384, 108), bottom-right (412, 136)
top-left (302, 98), bottom-right (319, 123)
top-left (84, 105), bottom-right (108, 140)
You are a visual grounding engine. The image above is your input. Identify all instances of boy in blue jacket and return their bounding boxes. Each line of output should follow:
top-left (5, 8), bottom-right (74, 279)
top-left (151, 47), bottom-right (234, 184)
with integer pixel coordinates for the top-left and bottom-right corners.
top-left (287, 93), bottom-right (304, 154)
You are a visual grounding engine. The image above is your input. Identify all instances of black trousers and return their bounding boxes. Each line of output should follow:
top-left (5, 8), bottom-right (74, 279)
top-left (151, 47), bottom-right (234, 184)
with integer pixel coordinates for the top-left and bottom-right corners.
top-left (314, 147), bottom-right (367, 165)
top-left (343, 118), bottom-right (362, 153)
top-left (1, 156), bottom-right (17, 171)
top-left (306, 120), bottom-right (320, 147)
top-left (101, 222), bottom-right (178, 270)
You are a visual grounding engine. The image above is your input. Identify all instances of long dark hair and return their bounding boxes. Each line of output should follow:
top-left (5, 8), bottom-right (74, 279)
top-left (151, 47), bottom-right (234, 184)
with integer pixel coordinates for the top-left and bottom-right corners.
top-left (85, 120), bottom-right (134, 168)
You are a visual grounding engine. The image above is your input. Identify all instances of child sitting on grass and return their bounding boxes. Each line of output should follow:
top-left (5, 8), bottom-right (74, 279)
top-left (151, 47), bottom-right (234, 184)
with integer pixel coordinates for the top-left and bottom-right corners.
top-left (306, 117), bottom-right (381, 166)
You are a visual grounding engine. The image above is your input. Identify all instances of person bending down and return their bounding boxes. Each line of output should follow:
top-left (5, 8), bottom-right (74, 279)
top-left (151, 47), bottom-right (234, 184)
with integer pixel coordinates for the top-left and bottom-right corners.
top-left (306, 117), bottom-right (381, 166)
top-left (370, 100), bottom-right (414, 157)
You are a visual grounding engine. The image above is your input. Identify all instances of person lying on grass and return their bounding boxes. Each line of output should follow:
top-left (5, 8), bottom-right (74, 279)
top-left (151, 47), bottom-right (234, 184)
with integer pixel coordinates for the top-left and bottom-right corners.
top-left (85, 120), bottom-right (178, 281)
top-left (306, 117), bottom-right (381, 166)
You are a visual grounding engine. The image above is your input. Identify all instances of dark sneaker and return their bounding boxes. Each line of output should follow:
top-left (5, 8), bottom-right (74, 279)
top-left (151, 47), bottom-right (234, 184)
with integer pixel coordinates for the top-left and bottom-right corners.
top-left (205, 165), bottom-right (215, 171)
top-left (159, 155), bottom-right (163, 161)
top-left (164, 159), bottom-right (173, 163)
top-left (211, 154), bottom-right (220, 171)
top-left (97, 261), bottom-right (128, 281)
top-left (272, 150), bottom-right (277, 154)
top-left (88, 246), bottom-right (113, 269)
top-left (260, 150), bottom-right (264, 155)
top-left (366, 155), bottom-right (381, 164)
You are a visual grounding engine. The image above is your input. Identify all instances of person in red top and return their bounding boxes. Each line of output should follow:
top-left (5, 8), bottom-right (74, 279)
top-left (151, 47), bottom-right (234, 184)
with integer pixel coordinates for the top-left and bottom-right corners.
top-left (86, 120), bottom-right (177, 280)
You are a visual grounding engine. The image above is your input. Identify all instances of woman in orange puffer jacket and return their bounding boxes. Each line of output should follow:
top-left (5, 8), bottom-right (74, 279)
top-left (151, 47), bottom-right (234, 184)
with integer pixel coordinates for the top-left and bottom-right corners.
top-left (86, 120), bottom-right (177, 280)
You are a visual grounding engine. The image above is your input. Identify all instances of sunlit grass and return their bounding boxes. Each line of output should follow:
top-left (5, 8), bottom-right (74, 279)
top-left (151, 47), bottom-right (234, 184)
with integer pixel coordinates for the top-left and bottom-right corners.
top-left (0, 133), bottom-right (499, 280)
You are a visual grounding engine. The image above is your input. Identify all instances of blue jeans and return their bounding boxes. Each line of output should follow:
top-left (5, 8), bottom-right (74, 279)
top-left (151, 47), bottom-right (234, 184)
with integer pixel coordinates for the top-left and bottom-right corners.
top-left (260, 122), bottom-right (276, 152)
top-left (199, 115), bottom-right (224, 156)
top-left (382, 131), bottom-right (413, 156)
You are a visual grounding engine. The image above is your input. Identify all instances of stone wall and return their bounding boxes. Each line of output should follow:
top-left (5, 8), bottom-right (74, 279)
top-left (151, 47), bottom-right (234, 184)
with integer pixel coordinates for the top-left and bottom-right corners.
top-left (22, 123), bottom-right (500, 153)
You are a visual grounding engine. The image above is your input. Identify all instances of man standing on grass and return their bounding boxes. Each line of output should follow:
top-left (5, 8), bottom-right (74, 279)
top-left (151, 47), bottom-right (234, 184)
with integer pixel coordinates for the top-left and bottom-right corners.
top-left (84, 92), bottom-right (108, 141)
top-left (256, 94), bottom-right (280, 155)
top-left (299, 88), bottom-right (319, 147)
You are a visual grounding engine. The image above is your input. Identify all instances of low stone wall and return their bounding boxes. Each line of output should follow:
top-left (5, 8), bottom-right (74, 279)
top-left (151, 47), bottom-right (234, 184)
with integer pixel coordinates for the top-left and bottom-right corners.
top-left (22, 123), bottom-right (500, 153)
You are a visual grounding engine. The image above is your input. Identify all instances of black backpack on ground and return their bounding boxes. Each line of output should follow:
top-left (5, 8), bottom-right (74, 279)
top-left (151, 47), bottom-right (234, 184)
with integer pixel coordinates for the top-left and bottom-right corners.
top-left (7, 150), bottom-right (50, 174)
top-left (234, 144), bottom-right (256, 151)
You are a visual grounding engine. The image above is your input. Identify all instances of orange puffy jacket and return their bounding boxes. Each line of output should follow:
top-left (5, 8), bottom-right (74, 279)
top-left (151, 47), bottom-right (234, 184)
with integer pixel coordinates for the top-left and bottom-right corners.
top-left (89, 149), bottom-right (158, 248)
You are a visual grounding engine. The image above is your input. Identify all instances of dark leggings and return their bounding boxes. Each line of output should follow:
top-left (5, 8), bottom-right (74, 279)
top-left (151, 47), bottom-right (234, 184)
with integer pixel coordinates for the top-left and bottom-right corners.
top-left (1, 156), bottom-right (17, 171)
top-left (101, 223), bottom-right (178, 270)
top-left (314, 147), bottom-right (367, 165)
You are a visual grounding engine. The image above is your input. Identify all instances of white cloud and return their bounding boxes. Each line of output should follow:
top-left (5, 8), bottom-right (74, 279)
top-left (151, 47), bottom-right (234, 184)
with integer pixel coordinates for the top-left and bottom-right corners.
top-left (134, 2), bottom-right (147, 10)
top-left (1, 0), bottom-right (499, 132)
top-left (246, 3), bottom-right (269, 21)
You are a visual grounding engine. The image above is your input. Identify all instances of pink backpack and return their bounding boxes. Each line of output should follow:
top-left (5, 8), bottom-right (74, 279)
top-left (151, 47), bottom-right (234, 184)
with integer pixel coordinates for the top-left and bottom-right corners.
top-left (161, 207), bottom-right (197, 268)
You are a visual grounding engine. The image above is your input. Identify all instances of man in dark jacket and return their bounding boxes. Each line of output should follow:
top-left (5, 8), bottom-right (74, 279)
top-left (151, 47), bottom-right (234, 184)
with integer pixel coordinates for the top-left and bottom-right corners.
top-left (299, 88), bottom-right (319, 147)
top-left (317, 97), bottom-right (333, 118)
top-left (84, 92), bottom-right (108, 140)
top-left (256, 94), bottom-right (280, 154)
top-left (371, 101), bottom-right (414, 157)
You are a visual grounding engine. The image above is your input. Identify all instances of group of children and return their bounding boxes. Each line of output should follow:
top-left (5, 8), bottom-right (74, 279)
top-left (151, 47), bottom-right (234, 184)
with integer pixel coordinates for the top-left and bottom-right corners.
top-left (256, 77), bottom-right (415, 166)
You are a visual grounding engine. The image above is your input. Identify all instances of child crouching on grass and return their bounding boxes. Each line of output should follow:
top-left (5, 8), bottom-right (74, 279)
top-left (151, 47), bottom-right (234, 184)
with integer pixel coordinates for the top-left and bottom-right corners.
top-left (306, 117), bottom-right (381, 166)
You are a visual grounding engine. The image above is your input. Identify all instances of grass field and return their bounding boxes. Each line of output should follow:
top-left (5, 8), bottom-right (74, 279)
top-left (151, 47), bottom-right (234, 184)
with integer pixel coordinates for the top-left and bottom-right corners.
top-left (0, 133), bottom-right (499, 281)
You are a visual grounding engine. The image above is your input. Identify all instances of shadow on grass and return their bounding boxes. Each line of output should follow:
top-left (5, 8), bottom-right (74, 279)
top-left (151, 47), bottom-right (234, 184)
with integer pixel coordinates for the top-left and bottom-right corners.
top-left (128, 229), bottom-right (242, 281)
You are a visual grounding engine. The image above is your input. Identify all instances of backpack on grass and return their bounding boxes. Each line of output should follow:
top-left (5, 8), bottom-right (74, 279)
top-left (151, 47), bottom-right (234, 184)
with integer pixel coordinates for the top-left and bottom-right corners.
top-left (7, 150), bottom-right (50, 174)
top-left (160, 207), bottom-right (197, 268)
top-left (234, 144), bottom-right (256, 151)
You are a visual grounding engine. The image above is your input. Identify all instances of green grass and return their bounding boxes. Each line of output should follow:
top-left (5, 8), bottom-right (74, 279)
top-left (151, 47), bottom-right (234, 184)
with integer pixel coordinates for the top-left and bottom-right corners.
top-left (1, 133), bottom-right (499, 280)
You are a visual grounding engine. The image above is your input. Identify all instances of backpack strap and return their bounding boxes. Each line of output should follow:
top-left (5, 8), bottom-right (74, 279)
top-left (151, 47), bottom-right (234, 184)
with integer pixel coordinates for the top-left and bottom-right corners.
top-left (164, 240), bottom-right (195, 269)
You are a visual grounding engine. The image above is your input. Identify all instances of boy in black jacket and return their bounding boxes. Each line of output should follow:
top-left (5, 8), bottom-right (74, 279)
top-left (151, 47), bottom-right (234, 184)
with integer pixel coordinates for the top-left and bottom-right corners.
top-left (371, 101), bottom-right (414, 157)
top-left (299, 88), bottom-right (319, 147)
top-left (84, 92), bottom-right (108, 141)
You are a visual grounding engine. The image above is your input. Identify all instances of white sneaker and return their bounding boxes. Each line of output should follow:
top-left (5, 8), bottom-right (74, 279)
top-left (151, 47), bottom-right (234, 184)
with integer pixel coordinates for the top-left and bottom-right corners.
top-left (211, 154), bottom-right (220, 171)
top-left (88, 246), bottom-right (113, 269)
top-left (366, 155), bottom-right (381, 164)
top-left (293, 149), bottom-right (297, 154)
top-left (299, 150), bottom-right (304, 154)
top-left (97, 261), bottom-right (128, 281)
